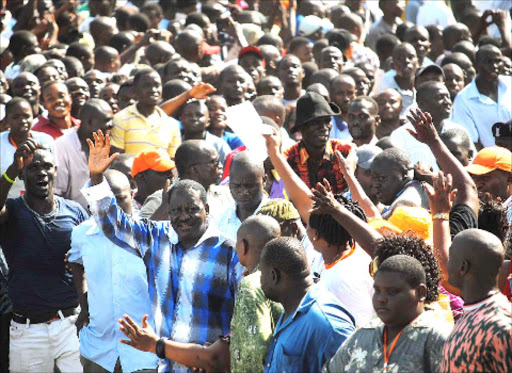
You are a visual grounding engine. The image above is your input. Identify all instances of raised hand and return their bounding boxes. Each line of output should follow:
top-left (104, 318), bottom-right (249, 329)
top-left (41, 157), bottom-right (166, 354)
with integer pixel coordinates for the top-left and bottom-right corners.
top-left (119, 314), bottom-right (159, 354)
top-left (424, 171), bottom-right (457, 215)
top-left (310, 179), bottom-right (343, 216)
top-left (406, 108), bottom-right (438, 146)
top-left (87, 130), bottom-right (119, 176)
top-left (262, 126), bottom-right (282, 158)
top-left (335, 149), bottom-right (357, 177)
top-left (190, 83), bottom-right (216, 99)
top-left (12, 139), bottom-right (38, 173)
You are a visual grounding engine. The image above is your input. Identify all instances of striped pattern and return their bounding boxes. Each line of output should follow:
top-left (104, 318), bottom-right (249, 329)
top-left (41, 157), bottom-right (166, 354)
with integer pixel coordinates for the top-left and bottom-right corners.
top-left (84, 180), bottom-right (243, 372)
top-left (111, 104), bottom-right (181, 158)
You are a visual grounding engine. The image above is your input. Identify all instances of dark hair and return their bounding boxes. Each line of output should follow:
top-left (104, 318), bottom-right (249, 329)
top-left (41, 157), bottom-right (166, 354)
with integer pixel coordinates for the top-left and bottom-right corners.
top-left (476, 44), bottom-right (501, 64)
top-left (62, 56), bottom-right (84, 78)
top-left (478, 35), bottom-right (502, 49)
top-left (142, 3), bottom-right (163, 18)
top-left (478, 195), bottom-right (510, 243)
top-left (372, 148), bottom-right (412, 173)
top-left (375, 235), bottom-right (440, 303)
top-left (174, 140), bottom-right (209, 176)
top-left (327, 29), bottom-right (353, 52)
top-left (128, 13), bottom-right (150, 33)
top-left (109, 32), bottom-right (135, 53)
top-left (396, 21), bottom-right (415, 42)
top-left (41, 80), bottom-right (67, 96)
top-left (261, 237), bottom-right (310, 278)
top-left (375, 34), bottom-right (400, 57)
top-left (5, 97), bottom-right (31, 116)
top-left (257, 33), bottom-right (283, 49)
top-left (309, 194), bottom-right (367, 247)
top-left (349, 96), bottom-right (379, 115)
top-left (253, 95), bottom-right (286, 121)
top-left (185, 12), bottom-right (210, 29)
top-left (289, 37), bottom-right (311, 53)
top-left (8, 31), bottom-right (37, 57)
top-left (167, 179), bottom-right (207, 206)
top-left (66, 42), bottom-right (93, 60)
top-left (377, 254), bottom-right (427, 289)
top-left (133, 67), bottom-right (158, 86)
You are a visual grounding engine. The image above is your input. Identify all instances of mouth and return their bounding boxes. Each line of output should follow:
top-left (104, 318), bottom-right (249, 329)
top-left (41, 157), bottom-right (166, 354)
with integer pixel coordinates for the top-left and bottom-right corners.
top-left (52, 103), bottom-right (67, 112)
top-left (176, 222), bottom-right (194, 232)
top-left (36, 180), bottom-right (49, 188)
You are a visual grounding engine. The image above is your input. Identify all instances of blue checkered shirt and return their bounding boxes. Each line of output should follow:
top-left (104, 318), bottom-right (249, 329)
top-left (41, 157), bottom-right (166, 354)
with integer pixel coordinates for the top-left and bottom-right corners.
top-left (82, 180), bottom-right (243, 372)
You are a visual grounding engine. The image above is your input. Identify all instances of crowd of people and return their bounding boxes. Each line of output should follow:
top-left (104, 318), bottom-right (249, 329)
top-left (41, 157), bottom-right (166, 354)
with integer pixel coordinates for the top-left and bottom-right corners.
top-left (0, 0), bottom-right (511, 372)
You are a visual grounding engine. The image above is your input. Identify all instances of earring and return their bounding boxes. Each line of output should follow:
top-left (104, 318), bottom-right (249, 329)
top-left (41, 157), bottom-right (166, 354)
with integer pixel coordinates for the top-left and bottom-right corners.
top-left (313, 236), bottom-right (317, 241)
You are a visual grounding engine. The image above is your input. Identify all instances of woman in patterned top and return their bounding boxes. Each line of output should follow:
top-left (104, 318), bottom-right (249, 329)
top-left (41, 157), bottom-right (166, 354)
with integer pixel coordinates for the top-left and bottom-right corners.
top-left (323, 255), bottom-right (451, 373)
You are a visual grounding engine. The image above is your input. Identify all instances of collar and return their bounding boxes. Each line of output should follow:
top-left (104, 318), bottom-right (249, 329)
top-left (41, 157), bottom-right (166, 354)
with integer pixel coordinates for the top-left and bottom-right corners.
top-left (466, 76), bottom-right (506, 100)
top-left (173, 223), bottom-right (225, 247)
top-left (463, 292), bottom-right (501, 312)
top-left (333, 116), bottom-right (348, 131)
top-left (298, 140), bottom-right (334, 165)
top-left (395, 179), bottom-right (419, 199)
top-left (127, 103), bottom-right (162, 118)
top-left (365, 310), bottom-right (433, 338)
top-left (234, 195), bottom-right (269, 220)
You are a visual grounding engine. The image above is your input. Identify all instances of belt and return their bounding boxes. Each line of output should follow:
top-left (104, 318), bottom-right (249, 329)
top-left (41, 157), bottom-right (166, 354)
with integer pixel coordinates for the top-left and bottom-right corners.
top-left (12, 307), bottom-right (78, 325)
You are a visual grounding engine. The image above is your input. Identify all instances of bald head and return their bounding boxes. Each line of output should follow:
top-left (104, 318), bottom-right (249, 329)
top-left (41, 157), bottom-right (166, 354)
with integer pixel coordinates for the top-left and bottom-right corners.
top-left (449, 229), bottom-right (504, 291)
top-left (230, 151), bottom-right (264, 177)
top-left (238, 215), bottom-right (281, 253)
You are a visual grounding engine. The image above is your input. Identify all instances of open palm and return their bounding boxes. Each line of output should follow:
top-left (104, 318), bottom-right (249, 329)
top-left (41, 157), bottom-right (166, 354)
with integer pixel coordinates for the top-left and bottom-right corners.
top-left (87, 130), bottom-right (119, 175)
top-left (190, 82), bottom-right (217, 99)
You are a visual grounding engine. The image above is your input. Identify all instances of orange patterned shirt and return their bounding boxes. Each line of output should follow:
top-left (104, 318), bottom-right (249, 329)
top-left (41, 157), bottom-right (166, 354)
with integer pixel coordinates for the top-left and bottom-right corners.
top-left (284, 140), bottom-right (352, 195)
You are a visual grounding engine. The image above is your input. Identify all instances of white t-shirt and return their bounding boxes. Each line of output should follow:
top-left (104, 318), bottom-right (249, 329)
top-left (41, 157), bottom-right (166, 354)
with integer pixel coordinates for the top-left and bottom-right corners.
top-left (318, 245), bottom-right (374, 328)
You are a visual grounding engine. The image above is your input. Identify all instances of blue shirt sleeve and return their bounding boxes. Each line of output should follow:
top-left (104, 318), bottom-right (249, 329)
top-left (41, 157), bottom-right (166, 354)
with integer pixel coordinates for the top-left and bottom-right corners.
top-left (81, 179), bottom-right (169, 261)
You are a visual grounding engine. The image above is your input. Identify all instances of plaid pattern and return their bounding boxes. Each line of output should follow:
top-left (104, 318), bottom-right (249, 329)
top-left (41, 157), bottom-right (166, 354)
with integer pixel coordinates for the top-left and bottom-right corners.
top-left (284, 140), bottom-right (352, 195)
top-left (83, 180), bottom-right (242, 372)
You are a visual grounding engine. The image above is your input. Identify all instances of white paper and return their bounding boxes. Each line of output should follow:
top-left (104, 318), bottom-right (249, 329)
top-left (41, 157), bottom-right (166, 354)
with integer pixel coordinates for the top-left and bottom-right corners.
top-left (225, 101), bottom-right (269, 163)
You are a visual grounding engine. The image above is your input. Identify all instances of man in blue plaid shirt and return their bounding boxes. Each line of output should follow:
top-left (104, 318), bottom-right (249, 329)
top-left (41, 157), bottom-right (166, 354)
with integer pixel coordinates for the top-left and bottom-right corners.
top-left (81, 131), bottom-right (243, 372)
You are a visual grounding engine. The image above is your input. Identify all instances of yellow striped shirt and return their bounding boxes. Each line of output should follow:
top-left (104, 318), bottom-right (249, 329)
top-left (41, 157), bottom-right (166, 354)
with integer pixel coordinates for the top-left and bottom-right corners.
top-left (111, 104), bottom-right (181, 158)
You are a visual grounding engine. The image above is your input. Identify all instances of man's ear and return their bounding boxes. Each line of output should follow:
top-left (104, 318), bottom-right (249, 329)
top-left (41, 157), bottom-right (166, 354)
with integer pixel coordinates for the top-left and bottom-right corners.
top-left (242, 238), bottom-right (250, 256)
top-left (416, 283), bottom-right (428, 302)
top-left (204, 202), bottom-right (209, 216)
top-left (460, 259), bottom-right (470, 277)
top-left (271, 267), bottom-right (280, 285)
top-left (375, 114), bottom-right (381, 126)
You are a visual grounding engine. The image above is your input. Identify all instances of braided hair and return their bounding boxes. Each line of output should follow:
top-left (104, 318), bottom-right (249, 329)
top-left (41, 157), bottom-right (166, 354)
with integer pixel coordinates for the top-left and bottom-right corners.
top-left (375, 235), bottom-right (440, 303)
top-left (309, 194), bottom-right (367, 247)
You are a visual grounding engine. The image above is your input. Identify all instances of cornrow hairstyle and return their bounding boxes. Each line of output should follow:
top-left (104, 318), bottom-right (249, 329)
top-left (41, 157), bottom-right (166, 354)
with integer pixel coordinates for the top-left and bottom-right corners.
top-left (375, 235), bottom-right (440, 303)
top-left (309, 194), bottom-right (367, 247)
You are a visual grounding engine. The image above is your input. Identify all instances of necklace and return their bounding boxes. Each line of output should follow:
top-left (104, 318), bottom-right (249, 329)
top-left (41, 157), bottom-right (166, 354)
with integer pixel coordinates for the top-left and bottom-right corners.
top-left (22, 195), bottom-right (59, 224)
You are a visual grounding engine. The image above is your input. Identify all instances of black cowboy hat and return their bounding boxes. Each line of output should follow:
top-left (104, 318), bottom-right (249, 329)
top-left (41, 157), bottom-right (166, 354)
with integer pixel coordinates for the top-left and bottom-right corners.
top-left (290, 92), bottom-right (340, 133)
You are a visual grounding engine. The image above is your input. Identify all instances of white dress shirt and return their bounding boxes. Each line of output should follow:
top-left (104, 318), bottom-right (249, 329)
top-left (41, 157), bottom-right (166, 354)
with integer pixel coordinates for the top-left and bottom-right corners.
top-left (451, 76), bottom-right (512, 147)
top-left (390, 119), bottom-right (477, 172)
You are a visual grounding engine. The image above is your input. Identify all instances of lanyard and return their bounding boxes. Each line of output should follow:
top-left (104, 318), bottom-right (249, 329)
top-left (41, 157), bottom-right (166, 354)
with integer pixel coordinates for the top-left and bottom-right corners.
top-left (8, 133), bottom-right (32, 149)
top-left (8, 134), bottom-right (18, 149)
top-left (382, 327), bottom-right (403, 372)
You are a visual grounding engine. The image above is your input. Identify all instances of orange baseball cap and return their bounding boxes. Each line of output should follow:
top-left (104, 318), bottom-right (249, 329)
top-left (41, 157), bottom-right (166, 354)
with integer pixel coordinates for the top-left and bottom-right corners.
top-left (131, 148), bottom-right (175, 178)
top-left (466, 146), bottom-right (512, 176)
